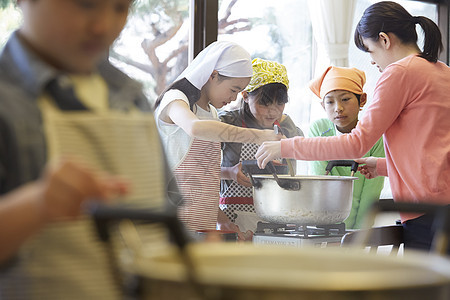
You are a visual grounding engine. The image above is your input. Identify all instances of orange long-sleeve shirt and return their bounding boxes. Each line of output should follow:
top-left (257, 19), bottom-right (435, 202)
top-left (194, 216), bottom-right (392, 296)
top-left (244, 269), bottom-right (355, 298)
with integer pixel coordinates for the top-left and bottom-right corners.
top-left (282, 55), bottom-right (450, 222)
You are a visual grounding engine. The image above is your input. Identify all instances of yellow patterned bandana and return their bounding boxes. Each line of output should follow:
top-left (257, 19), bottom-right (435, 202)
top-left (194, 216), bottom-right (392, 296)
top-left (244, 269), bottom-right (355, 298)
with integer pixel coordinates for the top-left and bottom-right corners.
top-left (245, 58), bottom-right (289, 92)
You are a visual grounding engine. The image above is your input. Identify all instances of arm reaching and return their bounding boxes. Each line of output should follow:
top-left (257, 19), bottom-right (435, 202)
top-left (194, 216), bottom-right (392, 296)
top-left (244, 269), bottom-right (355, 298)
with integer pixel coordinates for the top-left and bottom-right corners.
top-left (255, 141), bottom-right (282, 169)
top-left (0, 159), bottom-right (128, 263)
top-left (165, 100), bottom-right (281, 144)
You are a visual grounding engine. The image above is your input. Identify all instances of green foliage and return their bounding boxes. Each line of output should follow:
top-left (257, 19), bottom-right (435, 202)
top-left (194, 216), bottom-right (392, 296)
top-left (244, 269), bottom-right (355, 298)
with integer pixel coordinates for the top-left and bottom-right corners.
top-left (0, 0), bottom-right (13, 9)
top-left (251, 8), bottom-right (284, 62)
top-left (130, 0), bottom-right (188, 33)
top-left (0, 1), bottom-right (21, 49)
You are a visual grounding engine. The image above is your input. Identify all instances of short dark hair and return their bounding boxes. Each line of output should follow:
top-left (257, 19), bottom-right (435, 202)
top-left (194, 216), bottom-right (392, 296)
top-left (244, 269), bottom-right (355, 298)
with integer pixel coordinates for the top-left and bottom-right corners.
top-left (354, 1), bottom-right (443, 63)
top-left (247, 83), bottom-right (288, 106)
top-left (217, 73), bottom-right (231, 82)
top-left (322, 92), bottom-right (361, 105)
top-left (354, 93), bottom-right (361, 105)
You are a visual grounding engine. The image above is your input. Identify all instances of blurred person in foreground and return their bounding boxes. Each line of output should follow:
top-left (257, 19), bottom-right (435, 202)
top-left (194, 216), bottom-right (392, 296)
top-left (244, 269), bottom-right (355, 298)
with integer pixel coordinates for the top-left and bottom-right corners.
top-left (0, 0), bottom-right (180, 298)
top-left (0, 159), bottom-right (128, 263)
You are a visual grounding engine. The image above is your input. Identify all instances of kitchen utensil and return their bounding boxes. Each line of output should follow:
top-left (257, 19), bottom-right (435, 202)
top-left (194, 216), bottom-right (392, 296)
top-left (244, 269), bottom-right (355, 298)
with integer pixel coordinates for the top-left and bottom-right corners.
top-left (132, 243), bottom-right (450, 300)
top-left (89, 202), bottom-right (450, 300)
top-left (273, 120), bottom-right (295, 177)
top-left (242, 160), bottom-right (358, 225)
top-left (264, 161), bottom-right (300, 191)
top-left (89, 203), bottom-right (204, 298)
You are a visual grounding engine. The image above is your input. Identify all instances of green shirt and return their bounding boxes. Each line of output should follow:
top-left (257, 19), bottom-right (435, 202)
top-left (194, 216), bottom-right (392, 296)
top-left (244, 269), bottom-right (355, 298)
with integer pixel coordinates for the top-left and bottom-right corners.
top-left (308, 118), bottom-right (385, 229)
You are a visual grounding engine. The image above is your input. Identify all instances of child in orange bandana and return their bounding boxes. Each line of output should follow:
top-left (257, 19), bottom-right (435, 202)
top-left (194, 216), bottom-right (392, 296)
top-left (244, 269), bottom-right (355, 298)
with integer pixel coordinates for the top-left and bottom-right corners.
top-left (307, 66), bottom-right (385, 229)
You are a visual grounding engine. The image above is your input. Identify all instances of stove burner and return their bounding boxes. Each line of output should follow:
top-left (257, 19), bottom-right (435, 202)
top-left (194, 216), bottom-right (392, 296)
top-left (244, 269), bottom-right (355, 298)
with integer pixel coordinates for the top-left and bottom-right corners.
top-left (255, 221), bottom-right (346, 239)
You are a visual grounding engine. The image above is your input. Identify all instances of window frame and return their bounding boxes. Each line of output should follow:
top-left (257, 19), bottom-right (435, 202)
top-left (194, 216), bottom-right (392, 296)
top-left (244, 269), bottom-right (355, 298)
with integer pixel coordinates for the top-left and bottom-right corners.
top-left (199, 0), bottom-right (449, 64)
top-left (437, 0), bottom-right (449, 63)
top-left (190, 0), bottom-right (218, 59)
top-left (409, 0), bottom-right (448, 63)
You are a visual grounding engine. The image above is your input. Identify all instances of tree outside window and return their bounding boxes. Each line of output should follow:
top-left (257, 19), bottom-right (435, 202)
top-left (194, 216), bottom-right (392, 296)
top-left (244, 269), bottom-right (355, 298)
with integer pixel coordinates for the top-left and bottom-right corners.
top-left (0, 0), bottom-right (441, 131)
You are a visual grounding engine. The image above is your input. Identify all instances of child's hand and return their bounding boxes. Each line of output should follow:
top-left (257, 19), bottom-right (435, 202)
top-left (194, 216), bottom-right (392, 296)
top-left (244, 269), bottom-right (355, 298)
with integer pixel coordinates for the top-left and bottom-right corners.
top-left (38, 159), bottom-right (129, 222)
top-left (242, 230), bottom-right (253, 241)
top-left (257, 129), bottom-right (284, 144)
top-left (231, 163), bottom-right (252, 187)
top-left (236, 229), bottom-right (253, 242)
top-left (255, 141), bottom-right (282, 169)
top-left (354, 157), bottom-right (379, 179)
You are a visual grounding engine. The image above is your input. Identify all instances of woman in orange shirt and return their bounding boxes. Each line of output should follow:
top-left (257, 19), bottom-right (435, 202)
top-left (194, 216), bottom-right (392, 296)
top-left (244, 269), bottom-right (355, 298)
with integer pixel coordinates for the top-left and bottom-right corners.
top-left (256, 1), bottom-right (450, 252)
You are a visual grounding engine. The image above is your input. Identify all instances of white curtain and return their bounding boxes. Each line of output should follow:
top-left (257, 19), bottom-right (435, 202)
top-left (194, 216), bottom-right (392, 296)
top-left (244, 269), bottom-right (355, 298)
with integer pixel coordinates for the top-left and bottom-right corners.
top-left (308, 0), bottom-right (357, 68)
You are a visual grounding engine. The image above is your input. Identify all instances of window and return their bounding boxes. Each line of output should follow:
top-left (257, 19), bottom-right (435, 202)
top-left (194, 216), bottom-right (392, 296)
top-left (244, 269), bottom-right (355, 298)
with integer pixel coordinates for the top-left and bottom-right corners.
top-left (0, 3), bottom-right (21, 48)
top-left (214, 0), bottom-right (440, 134)
top-left (217, 0), bottom-right (313, 132)
top-left (111, 0), bottom-right (190, 102)
top-left (0, 0), bottom-right (444, 121)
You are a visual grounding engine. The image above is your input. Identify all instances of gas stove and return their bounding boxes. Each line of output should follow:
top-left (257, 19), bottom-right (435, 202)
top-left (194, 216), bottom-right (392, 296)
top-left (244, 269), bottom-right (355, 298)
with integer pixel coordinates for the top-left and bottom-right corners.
top-left (253, 222), bottom-right (346, 248)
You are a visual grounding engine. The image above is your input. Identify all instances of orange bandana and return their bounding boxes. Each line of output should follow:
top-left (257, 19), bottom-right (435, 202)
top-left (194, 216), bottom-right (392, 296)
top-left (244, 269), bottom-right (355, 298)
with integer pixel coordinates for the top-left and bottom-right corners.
top-left (309, 66), bottom-right (366, 99)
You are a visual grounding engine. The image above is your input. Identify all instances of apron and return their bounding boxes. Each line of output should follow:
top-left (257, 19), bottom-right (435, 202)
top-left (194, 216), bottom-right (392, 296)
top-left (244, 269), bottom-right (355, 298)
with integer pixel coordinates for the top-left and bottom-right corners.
top-left (175, 137), bottom-right (221, 232)
top-left (10, 101), bottom-right (167, 300)
top-left (220, 120), bottom-right (263, 232)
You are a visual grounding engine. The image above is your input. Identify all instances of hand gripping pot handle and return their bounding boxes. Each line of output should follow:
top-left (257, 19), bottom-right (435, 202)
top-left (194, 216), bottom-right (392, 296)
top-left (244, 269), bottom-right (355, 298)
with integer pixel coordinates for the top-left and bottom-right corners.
top-left (241, 160), bottom-right (262, 188)
top-left (325, 160), bottom-right (359, 176)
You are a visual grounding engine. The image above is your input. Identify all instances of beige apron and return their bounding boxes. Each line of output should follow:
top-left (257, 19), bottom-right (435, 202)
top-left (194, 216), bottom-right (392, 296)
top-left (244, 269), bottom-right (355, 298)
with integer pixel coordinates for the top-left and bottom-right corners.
top-left (15, 103), bottom-right (167, 299)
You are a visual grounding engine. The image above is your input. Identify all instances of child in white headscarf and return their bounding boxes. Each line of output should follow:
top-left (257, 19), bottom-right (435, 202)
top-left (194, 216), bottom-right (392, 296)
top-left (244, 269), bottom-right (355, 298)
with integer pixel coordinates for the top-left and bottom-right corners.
top-left (154, 41), bottom-right (281, 237)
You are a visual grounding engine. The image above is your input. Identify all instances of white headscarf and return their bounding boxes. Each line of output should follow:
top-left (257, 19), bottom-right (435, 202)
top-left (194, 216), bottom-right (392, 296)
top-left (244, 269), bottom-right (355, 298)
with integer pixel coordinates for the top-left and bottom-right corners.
top-left (176, 41), bottom-right (253, 90)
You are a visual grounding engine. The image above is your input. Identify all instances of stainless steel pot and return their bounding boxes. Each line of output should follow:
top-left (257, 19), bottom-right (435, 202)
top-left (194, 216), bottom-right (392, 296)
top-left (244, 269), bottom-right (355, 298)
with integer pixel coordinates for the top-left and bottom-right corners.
top-left (130, 243), bottom-right (450, 300)
top-left (89, 203), bottom-right (450, 300)
top-left (242, 160), bottom-right (358, 225)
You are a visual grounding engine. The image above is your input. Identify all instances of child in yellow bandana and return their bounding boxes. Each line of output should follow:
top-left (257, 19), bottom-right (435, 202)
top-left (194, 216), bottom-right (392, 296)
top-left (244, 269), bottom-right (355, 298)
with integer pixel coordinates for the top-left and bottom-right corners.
top-left (220, 58), bottom-right (303, 239)
top-left (307, 66), bottom-right (385, 229)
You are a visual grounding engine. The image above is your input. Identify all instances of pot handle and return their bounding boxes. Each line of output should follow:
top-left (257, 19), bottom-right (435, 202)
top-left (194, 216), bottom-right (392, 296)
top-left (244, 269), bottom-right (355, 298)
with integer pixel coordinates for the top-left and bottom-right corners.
top-left (241, 160), bottom-right (262, 188)
top-left (88, 203), bottom-right (205, 297)
top-left (325, 160), bottom-right (359, 176)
